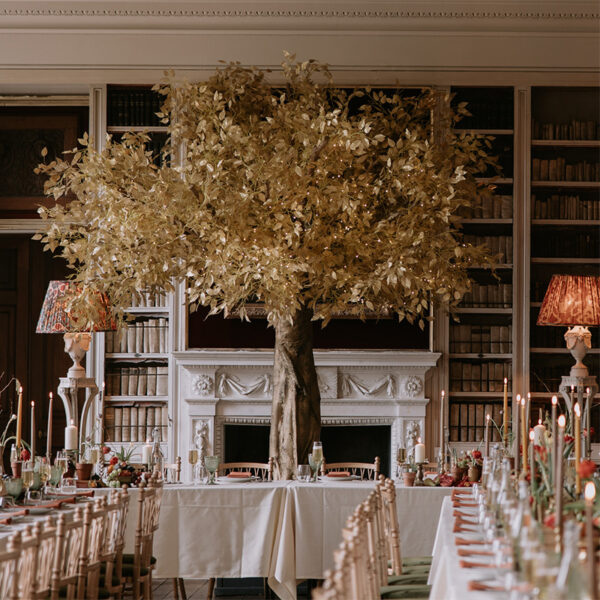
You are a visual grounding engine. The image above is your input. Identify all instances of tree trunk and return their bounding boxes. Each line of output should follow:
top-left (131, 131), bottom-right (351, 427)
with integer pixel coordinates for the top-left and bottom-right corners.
top-left (269, 306), bottom-right (321, 479)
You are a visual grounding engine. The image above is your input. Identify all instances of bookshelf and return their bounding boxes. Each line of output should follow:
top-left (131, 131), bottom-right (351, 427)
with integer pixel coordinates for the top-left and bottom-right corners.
top-left (528, 87), bottom-right (600, 431)
top-left (447, 86), bottom-right (515, 443)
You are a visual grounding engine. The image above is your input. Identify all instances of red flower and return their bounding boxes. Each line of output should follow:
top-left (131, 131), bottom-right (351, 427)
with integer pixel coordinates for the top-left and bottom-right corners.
top-left (564, 435), bottom-right (574, 444)
top-left (577, 460), bottom-right (597, 479)
top-left (102, 446), bottom-right (111, 454)
top-left (544, 513), bottom-right (556, 528)
top-left (20, 449), bottom-right (30, 461)
top-left (109, 456), bottom-right (119, 466)
top-left (472, 450), bottom-right (482, 460)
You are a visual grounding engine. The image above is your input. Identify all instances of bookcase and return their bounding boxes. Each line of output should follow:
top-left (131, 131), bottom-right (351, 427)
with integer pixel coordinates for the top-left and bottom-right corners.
top-left (100, 85), bottom-right (172, 456)
top-left (528, 87), bottom-right (600, 428)
top-left (447, 86), bottom-right (515, 443)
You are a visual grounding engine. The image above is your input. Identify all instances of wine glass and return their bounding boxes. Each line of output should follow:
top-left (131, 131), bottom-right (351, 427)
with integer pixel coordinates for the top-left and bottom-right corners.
top-left (22, 460), bottom-right (34, 497)
top-left (311, 442), bottom-right (323, 478)
top-left (55, 451), bottom-right (68, 480)
top-left (308, 453), bottom-right (318, 482)
top-left (188, 449), bottom-right (199, 484)
top-left (203, 456), bottom-right (219, 485)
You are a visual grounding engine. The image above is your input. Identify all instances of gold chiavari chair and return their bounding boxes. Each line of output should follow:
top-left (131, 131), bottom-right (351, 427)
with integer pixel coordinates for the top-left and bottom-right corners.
top-left (50, 506), bottom-right (86, 600)
top-left (320, 457), bottom-right (380, 481)
top-left (82, 498), bottom-right (110, 600)
top-left (102, 487), bottom-right (130, 599)
top-left (0, 533), bottom-right (21, 600)
top-left (162, 457), bottom-right (182, 483)
top-left (18, 517), bottom-right (57, 600)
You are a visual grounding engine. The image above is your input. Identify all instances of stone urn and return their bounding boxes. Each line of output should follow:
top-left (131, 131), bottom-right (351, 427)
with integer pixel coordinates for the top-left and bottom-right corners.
top-left (403, 472), bottom-right (416, 487)
top-left (468, 464), bottom-right (482, 483)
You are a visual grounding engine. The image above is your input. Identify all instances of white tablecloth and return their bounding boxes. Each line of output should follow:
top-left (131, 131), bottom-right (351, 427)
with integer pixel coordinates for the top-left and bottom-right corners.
top-left (429, 495), bottom-right (511, 600)
top-left (101, 481), bottom-right (451, 600)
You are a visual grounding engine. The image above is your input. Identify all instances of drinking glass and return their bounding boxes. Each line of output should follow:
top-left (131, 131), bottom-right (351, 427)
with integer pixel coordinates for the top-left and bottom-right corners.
top-left (188, 449), bottom-right (199, 484)
top-left (55, 451), bottom-right (68, 479)
top-left (311, 442), bottom-right (323, 478)
top-left (22, 461), bottom-right (34, 496)
top-left (296, 465), bottom-right (311, 482)
top-left (308, 453), bottom-right (318, 482)
top-left (61, 477), bottom-right (77, 494)
top-left (25, 490), bottom-right (42, 505)
top-left (204, 456), bottom-right (219, 485)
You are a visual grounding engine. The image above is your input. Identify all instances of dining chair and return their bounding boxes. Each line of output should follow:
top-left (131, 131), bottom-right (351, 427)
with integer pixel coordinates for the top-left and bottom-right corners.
top-left (50, 506), bottom-right (86, 600)
top-left (0, 533), bottom-right (21, 600)
top-left (162, 456), bottom-right (182, 483)
top-left (320, 456), bottom-right (380, 480)
top-left (102, 487), bottom-right (131, 599)
top-left (216, 457), bottom-right (273, 481)
top-left (82, 498), bottom-right (111, 599)
top-left (18, 517), bottom-right (58, 599)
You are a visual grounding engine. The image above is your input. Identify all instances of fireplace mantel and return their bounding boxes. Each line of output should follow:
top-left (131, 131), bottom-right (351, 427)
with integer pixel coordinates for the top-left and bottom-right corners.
top-left (173, 349), bottom-right (440, 480)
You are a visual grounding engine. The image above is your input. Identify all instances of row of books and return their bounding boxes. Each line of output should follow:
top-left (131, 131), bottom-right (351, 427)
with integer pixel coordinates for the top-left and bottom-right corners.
top-left (463, 235), bottom-right (513, 263)
top-left (104, 405), bottom-right (168, 443)
top-left (450, 324), bottom-right (512, 354)
top-left (532, 120), bottom-right (599, 141)
top-left (531, 231), bottom-right (599, 259)
top-left (457, 195), bottom-right (513, 220)
top-left (531, 158), bottom-right (600, 182)
top-left (105, 318), bottom-right (168, 354)
top-left (532, 194), bottom-right (600, 220)
top-left (105, 366), bottom-right (169, 397)
top-left (449, 402), bottom-right (506, 442)
top-left (107, 88), bottom-right (164, 127)
top-left (129, 292), bottom-right (168, 308)
top-left (449, 361), bottom-right (513, 392)
top-left (460, 282), bottom-right (512, 308)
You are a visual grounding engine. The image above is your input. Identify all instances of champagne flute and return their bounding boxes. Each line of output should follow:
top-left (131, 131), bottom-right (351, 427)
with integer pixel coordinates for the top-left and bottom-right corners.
top-left (203, 456), bottom-right (219, 485)
top-left (22, 460), bottom-right (34, 499)
top-left (312, 441), bottom-right (323, 478)
top-left (308, 453), bottom-right (318, 482)
top-left (188, 449), bottom-right (199, 484)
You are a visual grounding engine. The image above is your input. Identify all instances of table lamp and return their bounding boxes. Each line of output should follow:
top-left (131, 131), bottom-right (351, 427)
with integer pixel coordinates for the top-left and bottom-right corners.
top-left (537, 274), bottom-right (600, 378)
top-left (36, 280), bottom-right (116, 379)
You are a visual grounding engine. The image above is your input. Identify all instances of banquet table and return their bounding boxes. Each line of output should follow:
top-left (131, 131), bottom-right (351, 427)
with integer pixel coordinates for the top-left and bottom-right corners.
top-left (111, 480), bottom-right (451, 600)
top-left (429, 495), bottom-right (512, 600)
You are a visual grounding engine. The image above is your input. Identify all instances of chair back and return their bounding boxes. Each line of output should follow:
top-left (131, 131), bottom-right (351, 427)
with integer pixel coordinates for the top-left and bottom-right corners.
top-left (0, 533), bottom-right (21, 600)
top-left (82, 498), bottom-right (109, 599)
top-left (19, 518), bottom-right (57, 600)
top-left (162, 456), bottom-right (181, 482)
top-left (218, 457), bottom-right (273, 481)
top-left (50, 507), bottom-right (86, 600)
top-left (321, 457), bottom-right (380, 480)
top-left (380, 477), bottom-right (403, 575)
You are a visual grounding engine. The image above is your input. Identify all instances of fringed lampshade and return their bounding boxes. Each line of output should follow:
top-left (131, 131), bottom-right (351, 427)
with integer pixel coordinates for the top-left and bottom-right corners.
top-left (37, 280), bottom-right (115, 378)
top-left (537, 275), bottom-right (600, 377)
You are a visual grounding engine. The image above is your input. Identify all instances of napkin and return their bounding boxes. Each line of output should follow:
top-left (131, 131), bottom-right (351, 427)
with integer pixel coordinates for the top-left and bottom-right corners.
top-left (458, 548), bottom-right (493, 557)
top-left (452, 489), bottom-right (473, 497)
top-left (452, 501), bottom-right (478, 508)
top-left (226, 471), bottom-right (252, 478)
top-left (0, 517), bottom-right (12, 525)
top-left (327, 471), bottom-right (351, 478)
top-left (468, 580), bottom-right (505, 592)
top-left (454, 537), bottom-right (485, 546)
top-left (460, 559), bottom-right (496, 569)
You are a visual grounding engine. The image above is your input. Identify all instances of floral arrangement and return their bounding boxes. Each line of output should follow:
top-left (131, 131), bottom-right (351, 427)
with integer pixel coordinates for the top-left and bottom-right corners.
top-left (105, 446), bottom-right (143, 487)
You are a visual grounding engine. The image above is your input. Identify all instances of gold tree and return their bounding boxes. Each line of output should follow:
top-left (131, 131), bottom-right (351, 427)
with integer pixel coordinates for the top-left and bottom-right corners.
top-left (36, 56), bottom-right (497, 479)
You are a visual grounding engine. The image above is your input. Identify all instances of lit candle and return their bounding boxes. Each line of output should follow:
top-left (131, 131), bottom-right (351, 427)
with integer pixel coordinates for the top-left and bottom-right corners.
top-left (556, 415), bottom-right (566, 549)
top-left (65, 419), bottom-right (78, 451)
top-left (142, 441), bottom-right (153, 466)
top-left (584, 481), bottom-right (598, 600)
top-left (529, 429), bottom-right (536, 491)
top-left (585, 387), bottom-right (592, 459)
top-left (503, 378), bottom-right (508, 446)
top-left (16, 386), bottom-right (23, 450)
top-left (514, 393), bottom-right (521, 477)
top-left (574, 402), bottom-right (581, 496)
top-left (570, 386), bottom-right (575, 428)
top-left (526, 392), bottom-right (531, 435)
top-left (551, 395), bottom-right (558, 486)
top-left (414, 437), bottom-right (426, 464)
top-left (485, 413), bottom-right (490, 457)
top-left (98, 382), bottom-right (105, 445)
top-left (439, 390), bottom-right (445, 466)
top-left (521, 395), bottom-right (527, 473)
top-left (533, 418), bottom-right (546, 446)
top-left (30, 401), bottom-right (35, 458)
top-left (46, 392), bottom-right (53, 459)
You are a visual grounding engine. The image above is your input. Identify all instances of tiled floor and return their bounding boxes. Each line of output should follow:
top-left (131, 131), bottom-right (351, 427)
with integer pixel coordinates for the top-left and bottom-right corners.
top-left (152, 579), bottom-right (271, 600)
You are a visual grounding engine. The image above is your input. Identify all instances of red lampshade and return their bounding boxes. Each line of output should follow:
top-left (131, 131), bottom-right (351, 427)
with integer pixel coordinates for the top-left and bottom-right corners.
top-left (537, 275), bottom-right (600, 327)
top-left (36, 280), bottom-right (116, 333)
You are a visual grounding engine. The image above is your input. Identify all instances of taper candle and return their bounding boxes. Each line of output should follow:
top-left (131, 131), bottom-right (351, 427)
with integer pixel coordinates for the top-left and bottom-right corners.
top-left (65, 419), bottom-right (78, 451)
top-left (485, 414), bottom-right (490, 457)
top-left (570, 386), bottom-right (575, 428)
top-left (585, 387), bottom-right (591, 459)
top-left (515, 394), bottom-right (521, 477)
top-left (30, 401), bottom-right (35, 458)
top-left (526, 392), bottom-right (531, 435)
top-left (503, 378), bottom-right (509, 446)
top-left (521, 395), bottom-right (527, 473)
top-left (585, 482), bottom-right (598, 600)
top-left (440, 390), bottom-right (445, 465)
top-left (533, 418), bottom-right (546, 446)
top-left (16, 386), bottom-right (23, 450)
top-left (46, 392), bottom-right (53, 459)
top-left (574, 402), bottom-right (581, 495)
top-left (551, 396), bottom-right (558, 486)
top-left (556, 415), bottom-right (566, 549)
top-left (414, 437), bottom-right (426, 464)
top-left (529, 429), bottom-right (536, 490)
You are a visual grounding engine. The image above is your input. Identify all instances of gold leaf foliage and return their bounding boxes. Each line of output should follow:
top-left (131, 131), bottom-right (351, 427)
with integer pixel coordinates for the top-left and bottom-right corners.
top-left (35, 54), bottom-right (498, 330)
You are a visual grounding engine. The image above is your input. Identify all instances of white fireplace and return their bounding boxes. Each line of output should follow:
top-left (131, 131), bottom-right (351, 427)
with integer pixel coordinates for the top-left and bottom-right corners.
top-left (172, 350), bottom-right (440, 481)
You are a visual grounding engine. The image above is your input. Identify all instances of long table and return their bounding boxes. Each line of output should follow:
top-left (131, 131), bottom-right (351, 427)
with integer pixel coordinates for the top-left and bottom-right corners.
top-left (113, 481), bottom-right (451, 600)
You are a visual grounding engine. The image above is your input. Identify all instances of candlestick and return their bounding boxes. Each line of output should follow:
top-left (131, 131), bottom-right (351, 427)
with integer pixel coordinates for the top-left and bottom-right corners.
top-left (16, 386), bottom-right (23, 450)
top-left (555, 414), bottom-right (566, 551)
top-left (65, 419), bottom-right (78, 451)
top-left (414, 437), bottom-right (425, 464)
top-left (533, 418), bottom-right (546, 446)
top-left (521, 395), bottom-right (527, 474)
top-left (574, 402), bottom-right (581, 496)
top-left (142, 441), bottom-right (153, 466)
top-left (551, 396), bottom-right (557, 485)
top-left (585, 482), bottom-right (598, 600)
top-left (502, 378), bottom-right (508, 446)
top-left (46, 392), bottom-right (53, 459)
top-left (439, 390), bottom-right (445, 467)
top-left (30, 401), bottom-right (35, 458)
top-left (485, 413), bottom-right (490, 458)
top-left (514, 394), bottom-right (521, 477)
top-left (570, 386), bottom-right (575, 429)
top-left (585, 387), bottom-right (592, 459)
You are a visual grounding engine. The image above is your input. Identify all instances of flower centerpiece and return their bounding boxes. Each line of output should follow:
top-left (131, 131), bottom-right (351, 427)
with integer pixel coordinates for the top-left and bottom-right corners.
top-left (467, 450), bottom-right (483, 482)
top-left (106, 446), bottom-right (142, 487)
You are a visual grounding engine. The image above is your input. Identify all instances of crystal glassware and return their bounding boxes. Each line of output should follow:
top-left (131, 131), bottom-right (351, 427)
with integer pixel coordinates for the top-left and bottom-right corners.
top-left (297, 465), bottom-right (311, 482)
top-left (189, 449), bottom-right (199, 484)
top-left (308, 453), bottom-right (318, 481)
top-left (22, 460), bottom-right (34, 496)
top-left (204, 455), bottom-right (219, 485)
top-left (311, 442), bottom-right (323, 478)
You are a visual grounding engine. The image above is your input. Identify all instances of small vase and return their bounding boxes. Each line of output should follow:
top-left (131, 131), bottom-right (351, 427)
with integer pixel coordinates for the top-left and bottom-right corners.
top-left (10, 461), bottom-right (21, 478)
top-left (451, 465), bottom-right (466, 484)
top-left (468, 465), bottom-right (481, 483)
top-left (76, 462), bottom-right (93, 481)
top-left (403, 472), bottom-right (416, 487)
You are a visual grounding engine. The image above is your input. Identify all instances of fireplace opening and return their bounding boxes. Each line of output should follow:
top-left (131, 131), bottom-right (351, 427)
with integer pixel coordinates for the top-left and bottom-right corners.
top-left (224, 423), bottom-right (391, 477)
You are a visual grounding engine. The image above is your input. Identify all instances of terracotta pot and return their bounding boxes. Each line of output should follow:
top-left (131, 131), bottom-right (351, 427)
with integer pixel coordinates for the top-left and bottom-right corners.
top-left (403, 472), bottom-right (416, 487)
top-left (76, 462), bottom-right (93, 481)
top-left (10, 461), bottom-right (21, 478)
top-left (451, 465), bottom-right (467, 484)
top-left (468, 465), bottom-right (481, 483)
